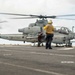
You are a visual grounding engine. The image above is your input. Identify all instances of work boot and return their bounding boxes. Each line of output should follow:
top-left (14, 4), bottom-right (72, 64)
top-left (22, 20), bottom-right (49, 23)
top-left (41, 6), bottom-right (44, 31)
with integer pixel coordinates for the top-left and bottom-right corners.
top-left (49, 47), bottom-right (52, 49)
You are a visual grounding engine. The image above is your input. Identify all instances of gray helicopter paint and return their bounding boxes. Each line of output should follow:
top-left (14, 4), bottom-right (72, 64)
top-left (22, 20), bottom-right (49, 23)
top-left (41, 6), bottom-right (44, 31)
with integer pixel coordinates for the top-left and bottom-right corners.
top-left (0, 26), bottom-right (75, 46)
top-left (0, 34), bottom-right (27, 41)
top-left (19, 26), bottom-right (41, 34)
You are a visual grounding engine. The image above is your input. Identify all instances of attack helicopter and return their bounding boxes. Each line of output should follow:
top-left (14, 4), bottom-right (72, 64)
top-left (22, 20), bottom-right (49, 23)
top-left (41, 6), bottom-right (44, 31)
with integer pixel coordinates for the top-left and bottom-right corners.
top-left (0, 12), bottom-right (75, 47)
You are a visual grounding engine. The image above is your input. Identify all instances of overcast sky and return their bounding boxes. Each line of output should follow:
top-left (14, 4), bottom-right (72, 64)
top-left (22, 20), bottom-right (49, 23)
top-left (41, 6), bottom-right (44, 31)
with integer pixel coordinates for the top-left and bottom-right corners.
top-left (0, 0), bottom-right (75, 44)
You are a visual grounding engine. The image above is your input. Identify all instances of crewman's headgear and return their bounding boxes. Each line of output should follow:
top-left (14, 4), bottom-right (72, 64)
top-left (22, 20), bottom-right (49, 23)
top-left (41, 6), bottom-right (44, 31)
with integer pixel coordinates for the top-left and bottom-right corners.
top-left (48, 20), bottom-right (53, 24)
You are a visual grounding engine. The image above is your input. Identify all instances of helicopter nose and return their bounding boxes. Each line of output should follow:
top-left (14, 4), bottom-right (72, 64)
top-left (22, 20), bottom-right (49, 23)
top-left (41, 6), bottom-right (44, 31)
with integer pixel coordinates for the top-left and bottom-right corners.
top-left (18, 28), bottom-right (24, 32)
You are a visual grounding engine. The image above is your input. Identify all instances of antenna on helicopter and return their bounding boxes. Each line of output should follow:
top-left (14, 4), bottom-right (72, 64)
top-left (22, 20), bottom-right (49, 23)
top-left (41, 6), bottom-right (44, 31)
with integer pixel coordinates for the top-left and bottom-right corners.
top-left (72, 26), bottom-right (74, 32)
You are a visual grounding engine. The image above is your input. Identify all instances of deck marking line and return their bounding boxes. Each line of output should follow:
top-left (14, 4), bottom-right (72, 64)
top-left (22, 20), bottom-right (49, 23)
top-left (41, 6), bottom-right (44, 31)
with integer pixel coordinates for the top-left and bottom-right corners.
top-left (61, 61), bottom-right (75, 64)
top-left (30, 52), bottom-right (75, 57)
top-left (58, 48), bottom-right (74, 50)
top-left (0, 61), bottom-right (65, 75)
top-left (3, 54), bottom-right (12, 56)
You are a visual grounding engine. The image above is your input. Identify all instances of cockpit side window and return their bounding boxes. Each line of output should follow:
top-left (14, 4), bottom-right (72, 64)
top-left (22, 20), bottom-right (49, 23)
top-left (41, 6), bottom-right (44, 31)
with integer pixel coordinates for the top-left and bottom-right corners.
top-left (54, 26), bottom-right (71, 34)
top-left (60, 27), bottom-right (69, 34)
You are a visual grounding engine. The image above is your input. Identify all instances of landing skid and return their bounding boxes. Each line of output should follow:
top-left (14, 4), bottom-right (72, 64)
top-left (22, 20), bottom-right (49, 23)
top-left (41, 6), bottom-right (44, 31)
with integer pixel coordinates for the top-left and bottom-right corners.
top-left (55, 43), bottom-right (72, 47)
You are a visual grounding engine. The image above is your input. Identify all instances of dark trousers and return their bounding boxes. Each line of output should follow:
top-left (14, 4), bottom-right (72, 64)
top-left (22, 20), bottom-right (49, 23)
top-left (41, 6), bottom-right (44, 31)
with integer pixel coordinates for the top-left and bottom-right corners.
top-left (46, 34), bottom-right (54, 49)
top-left (38, 40), bottom-right (41, 47)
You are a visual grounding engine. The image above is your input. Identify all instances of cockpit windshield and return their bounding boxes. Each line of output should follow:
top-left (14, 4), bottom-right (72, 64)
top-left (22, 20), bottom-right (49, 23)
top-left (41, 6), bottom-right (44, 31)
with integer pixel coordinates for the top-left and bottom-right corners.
top-left (54, 26), bottom-right (72, 34)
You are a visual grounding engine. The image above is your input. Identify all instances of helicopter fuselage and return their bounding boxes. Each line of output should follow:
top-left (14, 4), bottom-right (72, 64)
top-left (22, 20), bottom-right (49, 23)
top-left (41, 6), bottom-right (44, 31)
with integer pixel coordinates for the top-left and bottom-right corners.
top-left (0, 31), bottom-right (74, 47)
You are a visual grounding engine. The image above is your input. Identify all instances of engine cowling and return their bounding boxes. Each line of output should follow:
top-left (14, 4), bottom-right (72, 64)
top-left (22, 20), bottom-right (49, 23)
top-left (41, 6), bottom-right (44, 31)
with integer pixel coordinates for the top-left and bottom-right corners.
top-left (18, 26), bottom-right (41, 34)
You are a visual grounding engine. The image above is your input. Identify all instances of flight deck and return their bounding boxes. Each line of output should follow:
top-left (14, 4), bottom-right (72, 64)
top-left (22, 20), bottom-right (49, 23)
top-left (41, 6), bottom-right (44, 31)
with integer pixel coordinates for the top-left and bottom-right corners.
top-left (0, 44), bottom-right (75, 75)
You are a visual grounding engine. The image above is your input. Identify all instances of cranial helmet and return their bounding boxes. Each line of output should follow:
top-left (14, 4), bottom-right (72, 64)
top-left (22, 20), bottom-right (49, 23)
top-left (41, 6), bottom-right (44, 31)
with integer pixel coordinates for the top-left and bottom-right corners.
top-left (48, 20), bottom-right (53, 24)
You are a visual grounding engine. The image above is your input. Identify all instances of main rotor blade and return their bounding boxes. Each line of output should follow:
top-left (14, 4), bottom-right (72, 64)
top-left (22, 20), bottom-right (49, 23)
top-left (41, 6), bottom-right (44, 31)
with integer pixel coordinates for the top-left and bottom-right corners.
top-left (0, 12), bottom-right (75, 19)
top-left (0, 12), bottom-right (31, 16)
top-left (0, 13), bottom-right (45, 17)
top-left (55, 17), bottom-right (75, 20)
top-left (11, 16), bottom-right (75, 20)
top-left (0, 13), bottom-right (56, 18)
top-left (10, 17), bottom-right (37, 19)
top-left (11, 16), bottom-right (56, 19)
top-left (56, 14), bottom-right (75, 17)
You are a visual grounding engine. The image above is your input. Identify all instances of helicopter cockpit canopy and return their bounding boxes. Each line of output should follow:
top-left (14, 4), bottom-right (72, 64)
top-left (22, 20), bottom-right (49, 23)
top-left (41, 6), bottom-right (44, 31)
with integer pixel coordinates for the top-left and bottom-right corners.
top-left (54, 26), bottom-right (72, 34)
top-left (35, 19), bottom-right (48, 27)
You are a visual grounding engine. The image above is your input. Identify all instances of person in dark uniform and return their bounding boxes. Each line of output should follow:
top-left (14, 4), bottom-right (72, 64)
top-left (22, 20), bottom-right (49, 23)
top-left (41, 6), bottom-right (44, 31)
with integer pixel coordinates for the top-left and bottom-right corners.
top-left (37, 32), bottom-right (43, 47)
top-left (43, 20), bottom-right (54, 49)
